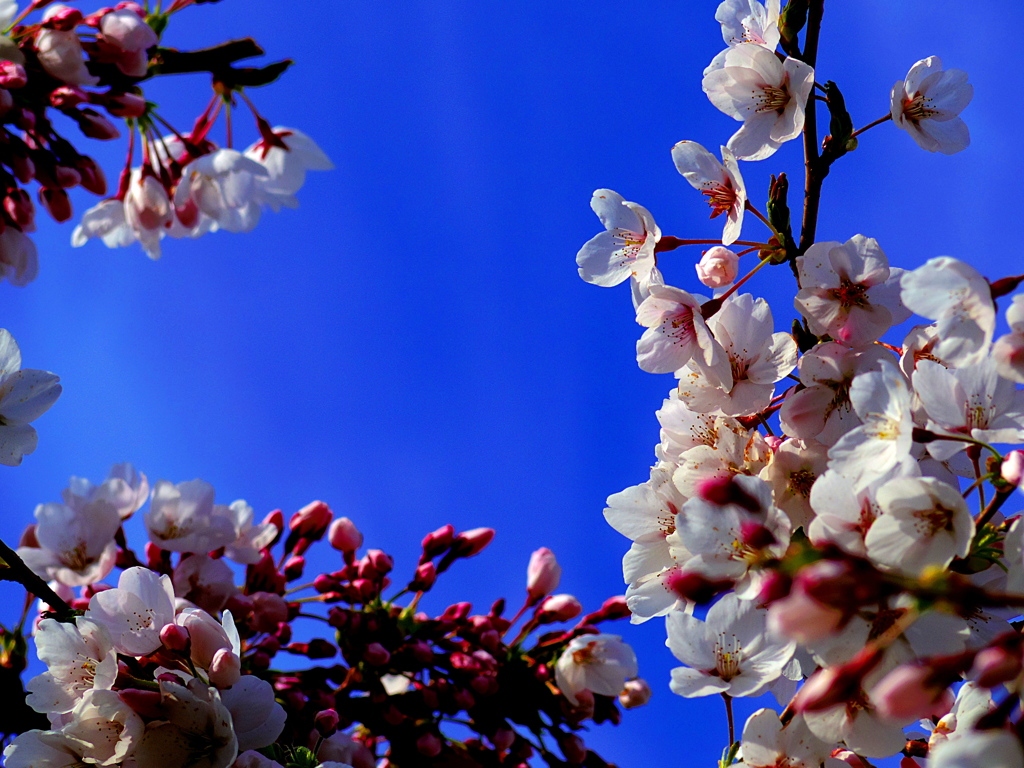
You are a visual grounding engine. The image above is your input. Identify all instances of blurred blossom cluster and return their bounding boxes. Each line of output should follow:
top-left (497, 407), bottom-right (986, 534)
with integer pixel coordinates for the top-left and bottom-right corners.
top-left (0, 466), bottom-right (646, 768)
top-left (0, 0), bottom-right (331, 279)
top-left (577, 0), bottom-right (1024, 766)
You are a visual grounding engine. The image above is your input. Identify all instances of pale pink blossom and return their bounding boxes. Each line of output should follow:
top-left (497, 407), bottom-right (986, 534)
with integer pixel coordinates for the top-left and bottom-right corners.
top-left (220, 676), bottom-right (287, 752)
top-left (25, 617), bottom-right (116, 715)
top-left (98, 7), bottom-right (157, 77)
top-left (35, 7), bottom-right (99, 86)
top-left (554, 633), bottom-right (638, 705)
top-left (145, 479), bottom-right (238, 554)
top-left (994, 295), bottom-right (1024, 384)
top-left (696, 246), bottom-right (740, 288)
top-left (738, 709), bottom-right (832, 768)
top-left (0, 328), bottom-right (62, 466)
top-left (17, 497), bottom-right (120, 587)
top-left (634, 284), bottom-right (723, 375)
top-left (702, 45), bottom-right (814, 161)
top-left (891, 56), bottom-right (972, 155)
top-left (134, 678), bottom-right (238, 768)
top-left (671, 142), bottom-right (746, 245)
top-left (61, 689), bottom-right (145, 765)
top-left (244, 126), bottom-right (334, 209)
top-left (85, 566), bottom-right (176, 656)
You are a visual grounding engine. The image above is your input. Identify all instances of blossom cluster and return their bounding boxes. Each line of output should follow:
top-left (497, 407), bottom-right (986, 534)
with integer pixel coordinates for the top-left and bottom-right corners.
top-left (0, 464), bottom-right (647, 767)
top-left (0, 0), bottom-right (331, 279)
top-left (577, 1), bottom-right (1024, 766)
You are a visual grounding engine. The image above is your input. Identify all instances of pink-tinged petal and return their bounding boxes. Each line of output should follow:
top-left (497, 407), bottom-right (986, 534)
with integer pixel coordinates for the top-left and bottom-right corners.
top-left (918, 116), bottom-right (970, 155)
top-left (0, 422), bottom-right (36, 465)
top-left (0, 329), bottom-right (21, 378)
top-left (576, 230), bottom-right (638, 287)
top-left (919, 69), bottom-right (972, 118)
top-left (913, 360), bottom-right (967, 429)
top-left (727, 114), bottom-right (780, 161)
top-left (904, 56), bottom-right (942, 96)
top-left (795, 241), bottom-right (841, 289)
top-left (0, 369), bottom-right (61, 423)
top-left (671, 141), bottom-right (723, 189)
top-left (589, 189), bottom-right (640, 233)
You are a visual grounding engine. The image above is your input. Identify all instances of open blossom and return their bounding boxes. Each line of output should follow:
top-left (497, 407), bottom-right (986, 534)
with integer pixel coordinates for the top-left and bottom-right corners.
top-left (739, 709), bottom-right (831, 768)
top-left (702, 44), bottom-right (814, 161)
top-left (134, 678), bottom-right (238, 768)
top-left (994, 295), bottom-right (1024, 383)
top-left (85, 566), bottom-right (176, 656)
top-left (864, 476), bottom-right (974, 577)
top-left (667, 593), bottom-right (795, 698)
top-left (577, 189), bottom-right (661, 301)
top-left (634, 284), bottom-right (723, 375)
top-left (176, 149), bottom-right (269, 234)
top-left (891, 56), bottom-right (972, 155)
top-left (25, 617), bottom-right (117, 716)
top-left (554, 634), bottom-right (638, 705)
top-left (17, 496), bottom-right (120, 586)
top-left (60, 689), bottom-right (145, 765)
top-left (794, 235), bottom-right (909, 347)
top-left (145, 479), bottom-right (238, 553)
top-left (245, 126), bottom-right (334, 210)
top-left (901, 257), bottom-right (995, 366)
top-left (716, 0), bottom-right (780, 50)
top-left (35, 7), bottom-right (100, 86)
top-left (671, 142), bottom-right (746, 245)
top-left (913, 358), bottom-right (1024, 461)
top-left (63, 463), bottom-right (149, 521)
top-left (0, 228), bottom-right (39, 286)
top-left (675, 293), bottom-right (796, 417)
top-left (0, 328), bottom-right (62, 466)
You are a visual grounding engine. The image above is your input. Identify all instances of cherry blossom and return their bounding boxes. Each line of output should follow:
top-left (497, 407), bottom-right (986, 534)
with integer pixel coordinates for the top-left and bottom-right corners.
top-left (176, 149), bottom-right (269, 234)
top-left (0, 328), bottom-right (62, 466)
top-left (891, 56), bottom-right (973, 155)
top-left (715, 0), bottom-right (780, 50)
top-left (62, 463), bottom-right (149, 521)
top-left (17, 496), bottom-right (120, 586)
top-left (134, 677), bottom-right (238, 768)
top-left (35, 7), bottom-right (99, 86)
top-left (60, 689), bottom-right (145, 765)
top-left (634, 284), bottom-right (723, 375)
top-left (994, 295), bottom-right (1024, 384)
top-left (927, 730), bottom-right (1024, 768)
top-left (0, 228), bottom-right (39, 286)
top-left (900, 257), bottom-right (995, 366)
top-left (702, 45), bottom-right (814, 161)
top-left (245, 126), bottom-right (335, 210)
top-left (666, 593), bottom-right (795, 698)
top-left (25, 618), bottom-right (117, 716)
top-left (864, 476), bottom-right (973, 577)
top-left (85, 566), bottom-right (176, 656)
top-left (671, 142), bottom-right (746, 245)
top-left (220, 676), bottom-right (287, 752)
top-left (98, 7), bottom-right (157, 78)
top-left (794, 235), bottom-right (909, 347)
top-left (738, 709), bottom-right (834, 768)
top-left (554, 633), bottom-right (638, 705)
top-left (696, 246), bottom-right (740, 288)
top-left (145, 479), bottom-right (238, 553)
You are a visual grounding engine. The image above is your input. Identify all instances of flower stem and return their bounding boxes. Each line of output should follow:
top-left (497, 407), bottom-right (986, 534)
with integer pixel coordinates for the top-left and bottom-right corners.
top-left (744, 201), bottom-right (779, 238)
top-left (850, 113), bottom-right (893, 139)
top-left (722, 692), bottom-right (735, 746)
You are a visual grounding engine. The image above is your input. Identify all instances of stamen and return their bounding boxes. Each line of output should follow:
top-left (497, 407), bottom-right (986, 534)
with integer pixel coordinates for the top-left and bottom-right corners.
top-left (755, 85), bottom-right (790, 114)
top-left (701, 183), bottom-right (737, 219)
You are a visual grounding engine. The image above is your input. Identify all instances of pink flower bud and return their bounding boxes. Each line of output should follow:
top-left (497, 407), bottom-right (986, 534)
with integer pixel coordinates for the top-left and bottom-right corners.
top-left (53, 165), bottom-right (81, 189)
top-left (314, 708), bottom-right (339, 737)
top-left (283, 555), bottom-right (305, 581)
top-left (208, 648), bottom-right (241, 688)
top-left (102, 91), bottom-right (146, 118)
top-left (618, 678), bottom-right (651, 709)
top-left (767, 587), bottom-right (845, 644)
top-left (871, 663), bottom-right (952, 721)
top-left (328, 516), bottom-right (363, 552)
top-left (76, 156), bottom-right (107, 196)
top-left (50, 85), bottom-right (87, 107)
top-left (491, 726), bottom-right (515, 752)
top-left (793, 647), bottom-right (883, 713)
top-left (38, 187), bottom-right (71, 222)
top-left (695, 475), bottom-right (762, 512)
top-left (971, 645), bottom-right (1024, 688)
top-left (73, 108), bottom-right (121, 140)
top-left (695, 246), bottom-right (740, 288)
top-left (367, 549), bottom-right (393, 574)
top-left (451, 527), bottom-right (495, 558)
top-left (0, 62), bottom-right (27, 89)
top-left (159, 623), bottom-right (189, 652)
top-left (666, 569), bottom-right (734, 605)
top-left (289, 500), bottom-right (332, 538)
top-left (559, 734), bottom-right (586, 764)
top-left (416, 733), bottom-right (442, 757)
top-left (364, 642), bottom-right (390, 666)
top-left (526, 547), bottom-right (561, 605)
top-left (536, 594), bottom-right (582, 624)
top-left (1003, 451), bottom-right (1024, 487)
top-left (409, 561), bottom-right (437, 591)
top-left (421, 523), bottom-right (455, 560)
top-left (43, 6), bottom-right (83, 29)
top-left (441, 602), bottom-right (472, 621)
top-left (249, 591), bottom-right (289, 634)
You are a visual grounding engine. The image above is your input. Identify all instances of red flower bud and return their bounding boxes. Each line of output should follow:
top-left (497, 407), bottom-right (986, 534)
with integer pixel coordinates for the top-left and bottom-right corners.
top-left (535, 594), bottom-right (582, 624)
top-left (364, 642), bottom-right (390, 666)
top-left (409, 561), bottom-right (436, 591)
top-left (328, 516), bottom-right (363, 553)
top-left (421, 524), bottom-right (454, 561)
top-left (450, 527), bottom-right (495, 558)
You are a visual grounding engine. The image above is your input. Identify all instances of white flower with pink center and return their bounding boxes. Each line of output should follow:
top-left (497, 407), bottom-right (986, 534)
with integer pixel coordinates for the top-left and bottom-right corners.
top-left (25, 617), bottom-right (117, 716)
top-left (667, 593), bottom-right (795, 698)
top-left (901, 257), bottom-right (995, 366)
top-left (779, 341), bottom-right (897, 446)
top-left (577, 189), bottom-right (662, 302)
top-left (913, 358), bottom-right (1024, 461)
top-left (554, 634), bottom-right (638, 705)
top-left (739, 709), bottom-right (832, 768)
top-left (864, 476), bottom-right (974, 577)
top-left (145, 479), bottom-right (238, 554)
top-left (85, 566), bottom-right (176, 656)
top-left (827, 366), bottom-right (914, 487)
top-left (794, 235), bottom-right (909, 347)
top-left (17, 497), bottom-right (120, 587)
top-left (675, 293), bottom-right (796, 417)
top-left (716, 0), bottom-right (780, 50)
top-left (994, 295), bottom-right (1024, 384)
top-left (759, 438), bottom-right (828, 530)
top-left (672, 421), bottom-right (770, 497)
top-left (245, 126), bottom-right (334, 210)
top-left (891, 56), bottom-right (973, 155)
top-left (634, 284), bottom-right (723, 375)
top-left (671, 142), bottom-right (747, 245)
top-left (702, 45), bottom-right (814, 161)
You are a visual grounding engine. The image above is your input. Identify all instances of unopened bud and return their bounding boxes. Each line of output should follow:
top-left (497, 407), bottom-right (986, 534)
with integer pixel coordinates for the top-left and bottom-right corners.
top-left (283, 555), bottom-right (304, 581)
top-left (972, 644), bottom-right (1023, 688)
top-left (0, 62), bottom-right (27, 89)
top-left (450, 527), bottom-right (495, 558)
top-left (618, 678), bottom-right (651, 709)
top-left (695, 246), bottom-right (739, 289)
top-left (38, 187), bottom-right (71, 222)
top-left (73, 109), bottom-right (121, 140)
top-left (666, 569), bottom-right (734, 605)
top-left (76, 156), bottom-right (107, 196)
top-left (416, 732), bottom-right (442, 757)
top-left (491, 726), bottom-right (515, 752)
top-left (43, 6), bottom-right (83, 29)
top-left (409, 561), bottom-right (437, 591)
top-left (559, 734), bottom-right (586, 765)
top-left (208, 648), bottom-right (241, 688)
top-left (871, 663), bottom-right (955, 721)
top-left (313, 708), bottom-right (339, 737)
top-left (1003, 451), bottom-right (1024, 487)
top-left (536, 594), bottom-right (582, 624)
top-left (328, 516), bottom-right (363, 553)
top-left (421, 524), bottom-right (455, 560)
top-left (695, 475), bottom-right (762, 512)
top-left (103, 91), bottom-right (147, 118)
top-left (289, 500), bottom-right (332, 538)
top-left (793, 647), bottom-right (883, 713)
top-left (159, 623), bottom-right (189, 652)
top-left (364, 642), bottom-right (390, 666)
top-left (526, 547), bottom-right (561, 605)
top-left (50, 85), bottom-right (87, 108)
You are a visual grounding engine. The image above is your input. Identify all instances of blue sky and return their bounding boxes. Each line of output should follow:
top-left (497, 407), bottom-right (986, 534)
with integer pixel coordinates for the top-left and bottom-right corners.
top-left (0, 1), bottom-right (1017, 764)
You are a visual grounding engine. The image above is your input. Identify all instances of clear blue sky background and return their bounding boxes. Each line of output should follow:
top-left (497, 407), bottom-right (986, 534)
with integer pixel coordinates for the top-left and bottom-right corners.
top-left (0, 1), bottom-right (1016, 764)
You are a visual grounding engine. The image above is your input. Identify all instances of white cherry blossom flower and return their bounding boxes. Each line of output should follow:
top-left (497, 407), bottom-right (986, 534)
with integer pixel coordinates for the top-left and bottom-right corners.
top-left (71, 199), bottom-right (137, 251)
top-left (0, 228), bottom-right (39, 286)
top-left (61, 689), bottom-right (145, 766)
top-left (794, 235), bottom-right (909, 347)
top-left (17, 497), bottom-right (120, 587)
top-left (827, 366), bottom-right (914, 487)
top-left (2, 730), bottom-right (94, 768)
top-left (145, 479), bottom-right (238, 553)
top-left (577, 189), bottom-right (662, 301)
top-left (671, 142), bottom-right (746, 245)
top-left (901, 257), bottom-right (995, 366)
top-left (25, 618), bottom-right (116, 716)
top-left (245, 126), bottom-right (334, 210)
top-left (86, 566), bottom-right (176, 656)
top-left (35, 7), bottom-right (99, 86)
top-left (176, 149), bottom-right (269, 234)
top-left (554, 633), bottom-right (638, 705)
top-left (672, 420), bottom-right (771, 497)
top-left (62, 463), bottom-right (149, 521)
top-left (134, 677), bottom-right (238, 768)
top-left (759, 438), bottom-right (828, 530)
top-left (124, 170), bottom-right (173, 259)
top-left (994, 295), bottom-right (1024, 384)
top-left (891, 56), bottom-right (973, 155)
top-left (702, 45), bottom-right (814, 161)
top-left (739, 709), bottom-right (833, 768)
top-left (667, 593), bottom-right (795, 698)
top-left (223, 499), bottom-right (278, 565)
top-left (98, 7), bottom-right (157, 78)
top-left (864, 476), bottom-right (973, 577)
top-left (928, 729), bottom-right (1024, 768)
top-left (779, 341), bottom-right (897, 446)
top-left (913, 358), bottom-right (1024, 461)
top-left (675, 293), bottom-right (796, 417)
top-left (0, 328), bottom-right (62, 466)
top-left (928, 682), bottom-right (996, 748)
top-left (716, 0), bottom-right (780, 50)
top-left (220, 676), bottom-right (287, 752)
top-left (634, 284), bottom-right (723, 375)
